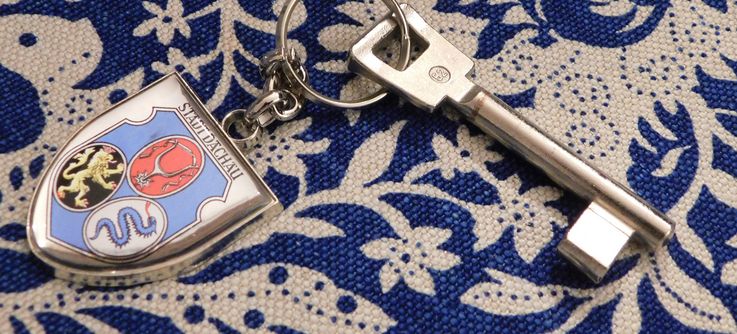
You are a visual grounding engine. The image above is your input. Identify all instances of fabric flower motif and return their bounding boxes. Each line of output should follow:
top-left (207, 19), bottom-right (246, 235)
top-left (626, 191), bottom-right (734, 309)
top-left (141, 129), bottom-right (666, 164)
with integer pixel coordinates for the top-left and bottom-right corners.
top-left (133, 0), bottom-right (191, 45)
top-left (249, 118), bottom-right (329, 178)
top-left (432, 125), bottom-right (503, 179)
top-left (473, 175), bottom-right (565, 263)
top-left (361, 226), bottom-right (460, 295)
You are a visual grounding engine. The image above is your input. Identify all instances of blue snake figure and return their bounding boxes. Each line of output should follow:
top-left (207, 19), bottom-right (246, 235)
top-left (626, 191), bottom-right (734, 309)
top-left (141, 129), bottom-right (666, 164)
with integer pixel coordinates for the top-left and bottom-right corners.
top-left (90, 207), bottom-right (157, 247)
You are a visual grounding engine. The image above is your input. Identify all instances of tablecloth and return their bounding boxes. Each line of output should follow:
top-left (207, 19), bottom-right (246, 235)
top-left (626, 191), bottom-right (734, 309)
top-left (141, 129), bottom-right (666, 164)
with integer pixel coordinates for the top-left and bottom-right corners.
top-left (1, 0), bottom-right (736, 332)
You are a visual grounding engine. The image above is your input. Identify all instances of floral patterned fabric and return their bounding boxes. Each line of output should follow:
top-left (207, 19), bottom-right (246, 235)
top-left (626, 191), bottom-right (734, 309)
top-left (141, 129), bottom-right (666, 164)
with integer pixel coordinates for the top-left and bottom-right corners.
top-left (1, 0), bottom-right (737, 332)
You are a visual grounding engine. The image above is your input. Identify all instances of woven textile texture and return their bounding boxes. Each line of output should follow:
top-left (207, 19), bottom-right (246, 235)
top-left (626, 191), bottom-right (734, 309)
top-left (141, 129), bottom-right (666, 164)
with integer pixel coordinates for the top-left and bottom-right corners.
top-left (1, 0), bottom-right (737, 332)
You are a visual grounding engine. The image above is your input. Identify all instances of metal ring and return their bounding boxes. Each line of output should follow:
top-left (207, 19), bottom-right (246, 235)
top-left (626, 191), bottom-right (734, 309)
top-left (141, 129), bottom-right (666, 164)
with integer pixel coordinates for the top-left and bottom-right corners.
top-left (276, 0), bottom-right (411, 109)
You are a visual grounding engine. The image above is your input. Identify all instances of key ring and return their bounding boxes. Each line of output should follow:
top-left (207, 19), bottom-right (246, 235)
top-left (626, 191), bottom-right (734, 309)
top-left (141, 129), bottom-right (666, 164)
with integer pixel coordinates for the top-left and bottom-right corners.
top-left (222, 0), bottom-right (411, 151)
top-left (276, 0), bottom-right (412, 109)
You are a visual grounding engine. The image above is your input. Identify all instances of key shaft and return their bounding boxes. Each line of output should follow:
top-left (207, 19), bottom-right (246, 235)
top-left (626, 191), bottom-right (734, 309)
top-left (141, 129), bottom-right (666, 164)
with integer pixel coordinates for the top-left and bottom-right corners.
top-left (348, 4), bottom-right (674, 282)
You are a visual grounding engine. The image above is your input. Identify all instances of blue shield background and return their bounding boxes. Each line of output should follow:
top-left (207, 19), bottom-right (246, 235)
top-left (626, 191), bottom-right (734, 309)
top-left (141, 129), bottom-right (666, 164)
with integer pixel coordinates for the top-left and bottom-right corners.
top-left (49, 110), bottom-right (228, 252)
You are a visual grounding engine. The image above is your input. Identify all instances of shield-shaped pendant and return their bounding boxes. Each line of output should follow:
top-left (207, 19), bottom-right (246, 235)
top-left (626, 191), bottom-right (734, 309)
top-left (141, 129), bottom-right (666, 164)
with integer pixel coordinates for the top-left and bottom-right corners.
top-left (27, 73), bottom-right (282, 286)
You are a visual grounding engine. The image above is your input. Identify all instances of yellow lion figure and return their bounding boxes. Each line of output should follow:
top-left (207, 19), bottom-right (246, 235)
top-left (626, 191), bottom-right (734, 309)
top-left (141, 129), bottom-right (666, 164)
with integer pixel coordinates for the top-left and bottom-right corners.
top-left (57, 146), bottom-right (125, 208)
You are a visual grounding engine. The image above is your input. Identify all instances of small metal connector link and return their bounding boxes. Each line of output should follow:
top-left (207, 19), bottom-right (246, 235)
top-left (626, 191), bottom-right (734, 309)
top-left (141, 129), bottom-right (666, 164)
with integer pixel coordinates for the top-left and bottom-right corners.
top-left (221, 48), bottom-right (307, 152)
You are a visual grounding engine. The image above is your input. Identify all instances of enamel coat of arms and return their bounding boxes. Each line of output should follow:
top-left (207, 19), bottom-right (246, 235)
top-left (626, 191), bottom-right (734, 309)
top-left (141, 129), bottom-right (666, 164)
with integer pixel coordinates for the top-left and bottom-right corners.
top-left (27, 74), bottom-right (282, 285)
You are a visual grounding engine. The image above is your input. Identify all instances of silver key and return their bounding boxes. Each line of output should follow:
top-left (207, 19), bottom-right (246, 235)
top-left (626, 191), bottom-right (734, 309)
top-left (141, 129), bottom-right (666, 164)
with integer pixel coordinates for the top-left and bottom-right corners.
top-left (348, 4), bottom-right (674, 282)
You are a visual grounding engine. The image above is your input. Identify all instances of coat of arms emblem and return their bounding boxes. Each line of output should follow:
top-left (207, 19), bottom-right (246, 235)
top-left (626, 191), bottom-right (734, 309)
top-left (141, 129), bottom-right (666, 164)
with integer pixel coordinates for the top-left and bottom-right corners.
top-left (28, 74), bottom-right (281, 284)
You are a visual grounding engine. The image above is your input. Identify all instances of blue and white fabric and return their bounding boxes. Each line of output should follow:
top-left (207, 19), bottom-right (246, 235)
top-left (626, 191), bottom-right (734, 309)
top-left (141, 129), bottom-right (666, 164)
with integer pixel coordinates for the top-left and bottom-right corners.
top-left (1, 0), bottom-right (736, 332)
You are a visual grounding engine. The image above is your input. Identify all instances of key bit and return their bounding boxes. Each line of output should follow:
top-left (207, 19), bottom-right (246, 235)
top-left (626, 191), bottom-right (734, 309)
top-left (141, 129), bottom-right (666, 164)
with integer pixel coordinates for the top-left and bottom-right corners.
top-left (348, 4), bottom-right (674, 282)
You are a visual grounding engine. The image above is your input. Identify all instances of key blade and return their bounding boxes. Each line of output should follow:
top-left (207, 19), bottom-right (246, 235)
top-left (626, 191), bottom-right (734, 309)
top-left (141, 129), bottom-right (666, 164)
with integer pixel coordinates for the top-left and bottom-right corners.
top-left (348, 4), bottom-right (477, 112)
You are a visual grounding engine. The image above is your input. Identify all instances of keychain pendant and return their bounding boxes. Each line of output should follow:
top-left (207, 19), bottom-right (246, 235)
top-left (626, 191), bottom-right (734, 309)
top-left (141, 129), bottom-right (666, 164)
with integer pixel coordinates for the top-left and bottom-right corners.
top-left (27, 73), bottom-right (282, 286)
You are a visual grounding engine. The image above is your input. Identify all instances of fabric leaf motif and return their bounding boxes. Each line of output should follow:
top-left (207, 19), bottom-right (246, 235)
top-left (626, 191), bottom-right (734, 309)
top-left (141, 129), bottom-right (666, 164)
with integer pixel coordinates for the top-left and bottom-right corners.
top-left (499, 2), bottom-right (536, 26)
top-left (693, 56), bottom-right (737, 178)
top-left (612, 291), bottom-right (642, 334)
top-left (0, 223), bottom-right (26, 241)
top-left (539, 0), bottom-right (669, 47)
top-left (721, 259), bottom-right (737, 286)
top-left (77, 306), bottom-right (184, 334)
top-left (36, 312), bottom-right (93, 334)
top-left (721, 234), bottom-right (737, 286)
top-left (649, 252), bottom-right (737, 332)
top-left (0, 248), bottom-right (51, 293)
top-left (694, 55), bottom-right (737, 180)
top-left (727, 234), bottom-right (737, 249)
top-left (437, 0), bottom-right (537, 58)
top-left (460, 269), bottom-right (566, 315)
top-left (8, 316), bottom-right (29, 334)
top-left (694, 55), bottom-right (737, 113)
top-left (0, 64), bottom-right (45, 154)
top-left (345, 121), bottom-right (405, 185)
top-left (700, 0), bottom-right (728, 12)
top-left (628, 101), bottom-right (698, 212)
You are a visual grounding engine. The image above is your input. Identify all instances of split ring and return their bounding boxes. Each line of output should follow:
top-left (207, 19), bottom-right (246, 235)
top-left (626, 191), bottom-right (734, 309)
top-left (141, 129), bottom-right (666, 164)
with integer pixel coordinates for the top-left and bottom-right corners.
top-left (275, 0), bottom-right (411, 109)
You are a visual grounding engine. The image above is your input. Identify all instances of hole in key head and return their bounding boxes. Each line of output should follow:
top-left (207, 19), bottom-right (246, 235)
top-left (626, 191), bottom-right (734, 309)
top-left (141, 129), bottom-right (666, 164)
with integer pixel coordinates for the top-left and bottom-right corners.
top-left (344, 28), bottom-right (430, 98)
top-left (369, 27), bottom-right (429, 69)
top-left (348, 4), bottom-right (477, 111)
